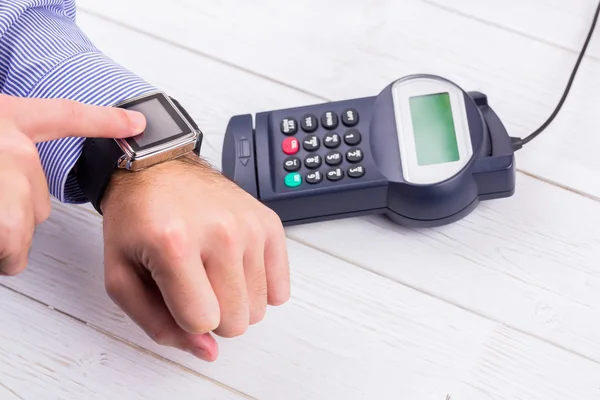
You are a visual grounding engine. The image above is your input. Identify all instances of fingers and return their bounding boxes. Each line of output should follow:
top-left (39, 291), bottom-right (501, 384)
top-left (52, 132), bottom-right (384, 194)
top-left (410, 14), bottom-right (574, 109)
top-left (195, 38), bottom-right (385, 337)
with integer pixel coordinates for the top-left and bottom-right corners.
top-left (204, 222), bottom-right (250, 338)
top-left (0, 119), bottom-right (51, 224)
top-left (244, 241), bottom-right (268, 325)
top-left (145, 223), bottom-right (221, 336)
top-left (203, 210), bottom-right (287, 336)
top-left (104, 251), bottom-right (219, 362)
top-left (263, 211), bottom-right (291, 306)
top-left (28, 154), bottom-right (51, 224)
top-left (0, 95), bottom-right (146, 143)
top-left (0, 172), bottom-right (35, 276)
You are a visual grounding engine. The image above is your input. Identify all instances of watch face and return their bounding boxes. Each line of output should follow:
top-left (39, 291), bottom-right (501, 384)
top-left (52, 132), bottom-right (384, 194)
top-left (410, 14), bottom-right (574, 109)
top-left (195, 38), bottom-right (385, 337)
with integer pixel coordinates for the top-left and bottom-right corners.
top-left (118, 92), bottom-right (195, 152)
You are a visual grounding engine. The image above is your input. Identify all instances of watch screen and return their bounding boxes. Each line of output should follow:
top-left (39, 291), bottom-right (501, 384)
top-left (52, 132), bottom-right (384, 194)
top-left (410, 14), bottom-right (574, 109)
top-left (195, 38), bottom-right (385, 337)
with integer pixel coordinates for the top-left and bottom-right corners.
top-left (118, 92), bottom-right (194, 152)
top-left (127, 98), bottom-right (183, 147)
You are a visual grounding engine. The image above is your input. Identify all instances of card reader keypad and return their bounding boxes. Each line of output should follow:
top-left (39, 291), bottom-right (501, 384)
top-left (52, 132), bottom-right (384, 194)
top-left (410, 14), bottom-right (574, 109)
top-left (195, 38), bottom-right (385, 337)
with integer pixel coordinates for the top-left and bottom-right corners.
top-left (279, 108), bottom-right (365, 188)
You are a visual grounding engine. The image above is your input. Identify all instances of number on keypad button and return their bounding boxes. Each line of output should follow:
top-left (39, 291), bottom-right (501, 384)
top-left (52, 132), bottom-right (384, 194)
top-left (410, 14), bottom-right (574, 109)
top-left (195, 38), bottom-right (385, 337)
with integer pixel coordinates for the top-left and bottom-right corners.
top-left (323, 132), bottom-right (341, 149)
top-left (305, 154), bottom-right (322, 169)
top-left (325, 151), bottom-right (342, 166)
top-left (344, 129), bottom-right (362, 145)
top-left (280, 118), bottom-right (298, 135)
top-left (342, 108), bottom-right (359, 127)
top-left (284, 156), bottom-right (301, 172)
top-left (306, 171), bottom-right (323, 184)
top-left (348, 165), bottom-right (365, 178)
top-left (301, 114), bottom-right (318, 133)
top-left (327, 168), bottom-right (344, 181)
top-left (303, 135), bottom-right (320, 151)
top-left (321, 111), bottom-right (338, 130)
top-left (346, 148), bottom-right (364, 163)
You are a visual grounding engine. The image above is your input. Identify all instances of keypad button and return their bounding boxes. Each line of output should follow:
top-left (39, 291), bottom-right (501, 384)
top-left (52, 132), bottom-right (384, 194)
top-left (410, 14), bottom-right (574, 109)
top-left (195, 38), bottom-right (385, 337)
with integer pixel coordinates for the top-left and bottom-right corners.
top-left (282, 137), bottom-right (300, 155)
top-left (280, 118), bottom-right (298, 135)
top-left (301, 114), bottom-right (318, 133)
top-left (321, 111), bottom-right (339, 130)
top-left (306, 171), bottom-right (323, 184)
top-left (342, 108), bottom-right (359, 127)
top-left (284, 172), bottom-right (302, 188)
top-left (325, 151), bottom-right (343, 166)
top-left (344, 129), bottom-right (362, 145)
top-left (348, 165), bottom-right (366, 178)
top-left (304, 154), bottom-right (322, 169)
top-left (303, 135), bottom-right (320, 151)
top-left (323, 132), bottom-right (341, 149)
top-left (346, 147), bottom-right (364, 163)
top-left (327, 168), bottom-right (344, 181)
top-left (284, 156), bottom-right (301, 172)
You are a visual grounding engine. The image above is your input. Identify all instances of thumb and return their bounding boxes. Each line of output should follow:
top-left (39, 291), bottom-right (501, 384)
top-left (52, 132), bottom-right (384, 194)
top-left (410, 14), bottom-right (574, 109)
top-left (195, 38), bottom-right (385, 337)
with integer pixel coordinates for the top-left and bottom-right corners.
top-left (0, 95), bottom-right (146, 143)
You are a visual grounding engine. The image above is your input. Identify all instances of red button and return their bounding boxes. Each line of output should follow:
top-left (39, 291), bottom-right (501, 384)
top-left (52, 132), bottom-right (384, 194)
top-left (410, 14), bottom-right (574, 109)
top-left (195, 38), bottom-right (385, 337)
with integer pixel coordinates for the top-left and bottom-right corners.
top-left (282, 137), bottom-right (300, 155)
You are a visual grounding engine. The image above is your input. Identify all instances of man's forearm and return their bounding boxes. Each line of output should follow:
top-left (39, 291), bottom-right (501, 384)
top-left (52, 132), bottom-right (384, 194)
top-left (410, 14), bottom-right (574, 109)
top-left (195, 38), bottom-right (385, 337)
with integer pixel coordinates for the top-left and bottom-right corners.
top-left (0, 0), bottom-right (155, 203)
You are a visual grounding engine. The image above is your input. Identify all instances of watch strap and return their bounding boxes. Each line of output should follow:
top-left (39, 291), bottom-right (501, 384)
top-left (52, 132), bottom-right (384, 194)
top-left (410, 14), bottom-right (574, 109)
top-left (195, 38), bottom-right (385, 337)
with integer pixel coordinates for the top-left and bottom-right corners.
top-left (76, 136), bottom-right (124, 215)
top-left (76, 96), bottom-right (199, 215)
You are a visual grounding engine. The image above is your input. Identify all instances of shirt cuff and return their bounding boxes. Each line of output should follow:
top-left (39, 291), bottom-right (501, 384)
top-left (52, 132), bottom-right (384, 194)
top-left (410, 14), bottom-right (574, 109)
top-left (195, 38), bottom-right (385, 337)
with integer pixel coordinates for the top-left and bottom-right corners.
top-left (32, 51), bottom-right (156, 203)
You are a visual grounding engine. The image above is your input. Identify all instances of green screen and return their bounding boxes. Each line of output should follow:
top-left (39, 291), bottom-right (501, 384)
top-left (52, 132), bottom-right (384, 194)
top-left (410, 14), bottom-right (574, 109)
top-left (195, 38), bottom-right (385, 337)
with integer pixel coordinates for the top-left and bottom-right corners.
top-left (409, 92), bottom-right (460, 166)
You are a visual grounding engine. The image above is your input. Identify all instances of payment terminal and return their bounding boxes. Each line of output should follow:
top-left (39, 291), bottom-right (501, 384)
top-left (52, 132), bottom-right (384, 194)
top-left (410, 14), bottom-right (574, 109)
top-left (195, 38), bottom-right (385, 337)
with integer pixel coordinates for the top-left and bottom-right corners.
top-left (220, 2), bottom-right (597, 228)
top-left (222, 74), bottom-right (515, 227)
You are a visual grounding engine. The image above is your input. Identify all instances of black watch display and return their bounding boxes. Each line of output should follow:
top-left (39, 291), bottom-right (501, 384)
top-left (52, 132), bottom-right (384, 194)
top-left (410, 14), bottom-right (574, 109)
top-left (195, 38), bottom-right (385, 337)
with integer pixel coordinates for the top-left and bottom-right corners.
top-left (76, 91), bottom-right (203, 214)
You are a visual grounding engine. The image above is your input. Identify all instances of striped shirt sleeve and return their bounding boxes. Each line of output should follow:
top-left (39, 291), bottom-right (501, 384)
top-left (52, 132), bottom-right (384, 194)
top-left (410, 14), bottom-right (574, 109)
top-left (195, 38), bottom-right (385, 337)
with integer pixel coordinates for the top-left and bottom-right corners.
top-left (0, 0), bottom-right (156, 203)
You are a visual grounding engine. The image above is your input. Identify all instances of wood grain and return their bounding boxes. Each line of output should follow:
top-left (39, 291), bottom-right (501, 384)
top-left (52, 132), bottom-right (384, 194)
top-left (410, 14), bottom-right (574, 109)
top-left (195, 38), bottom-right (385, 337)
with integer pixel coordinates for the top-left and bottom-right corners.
top-left (0, 287), bottom-right (246, 400)
top-left (4, 200), bottom-right (600, 400)
top-left (77, 0), bottom-right (600, 199)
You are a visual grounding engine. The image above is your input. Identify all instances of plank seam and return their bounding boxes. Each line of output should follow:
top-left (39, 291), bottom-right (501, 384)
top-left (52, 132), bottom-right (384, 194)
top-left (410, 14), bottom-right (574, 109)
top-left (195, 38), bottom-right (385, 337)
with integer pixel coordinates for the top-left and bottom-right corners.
top-left (0, 381), bottom-right (25, 400)
top-left (286, 234), bottom-right (600, 369)
top-left (518, 168), bottom-right (600, 202)
top-left (0, 284), bottom-right (257, 400)
top-left (420, 0), bottom-right (600, 62)
top-left (77, 7), bottom-right (329, 104)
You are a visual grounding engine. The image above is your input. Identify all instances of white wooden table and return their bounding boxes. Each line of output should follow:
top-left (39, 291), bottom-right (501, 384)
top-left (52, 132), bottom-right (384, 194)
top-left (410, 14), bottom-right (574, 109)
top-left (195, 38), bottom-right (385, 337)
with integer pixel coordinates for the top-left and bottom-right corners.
top-left (2, 1), bottom-right (600, 399)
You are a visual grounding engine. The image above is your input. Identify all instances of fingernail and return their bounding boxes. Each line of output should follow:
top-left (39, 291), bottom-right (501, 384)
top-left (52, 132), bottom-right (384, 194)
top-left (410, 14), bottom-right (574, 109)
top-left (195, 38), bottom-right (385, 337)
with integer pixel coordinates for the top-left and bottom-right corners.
top-left (126, 111), bottom-right (146, 133)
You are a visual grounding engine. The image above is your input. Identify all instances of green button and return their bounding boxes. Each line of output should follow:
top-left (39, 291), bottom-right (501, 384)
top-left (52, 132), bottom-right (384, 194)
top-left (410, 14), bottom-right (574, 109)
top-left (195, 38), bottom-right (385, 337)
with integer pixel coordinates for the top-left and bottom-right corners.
top-left (285, 172), bottom-right (302, 188)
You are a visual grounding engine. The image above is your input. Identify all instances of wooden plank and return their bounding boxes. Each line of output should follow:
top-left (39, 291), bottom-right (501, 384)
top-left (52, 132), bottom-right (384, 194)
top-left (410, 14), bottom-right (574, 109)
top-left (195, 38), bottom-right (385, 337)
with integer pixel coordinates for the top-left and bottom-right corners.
top-left (5, 201), bottom-right (600, 399)
top-left (0, 288), bottom-right (246, 400)
top-left (423, 0), bottom-right (600, 58)
top-left (77, 0), bottom-right (600, 199)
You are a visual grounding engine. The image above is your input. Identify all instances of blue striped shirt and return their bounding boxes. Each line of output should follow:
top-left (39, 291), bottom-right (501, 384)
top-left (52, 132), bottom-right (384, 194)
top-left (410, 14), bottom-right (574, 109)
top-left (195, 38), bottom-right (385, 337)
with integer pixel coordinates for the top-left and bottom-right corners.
top-left (0, 0), bottom-right (156, 203)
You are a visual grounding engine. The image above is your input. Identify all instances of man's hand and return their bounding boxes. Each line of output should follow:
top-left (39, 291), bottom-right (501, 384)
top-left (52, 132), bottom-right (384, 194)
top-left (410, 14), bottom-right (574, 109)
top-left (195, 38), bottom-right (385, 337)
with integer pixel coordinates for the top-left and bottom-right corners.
top-left (0, 95), bottom-right (146, 276)
top-left (100, 155), bottom-right (290, 362)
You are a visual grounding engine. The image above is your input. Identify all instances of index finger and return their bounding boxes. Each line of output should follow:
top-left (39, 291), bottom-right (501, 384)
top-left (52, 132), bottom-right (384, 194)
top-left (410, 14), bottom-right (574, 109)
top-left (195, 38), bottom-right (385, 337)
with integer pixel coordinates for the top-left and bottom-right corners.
top-left (0, 95), bottom-right (146, 143)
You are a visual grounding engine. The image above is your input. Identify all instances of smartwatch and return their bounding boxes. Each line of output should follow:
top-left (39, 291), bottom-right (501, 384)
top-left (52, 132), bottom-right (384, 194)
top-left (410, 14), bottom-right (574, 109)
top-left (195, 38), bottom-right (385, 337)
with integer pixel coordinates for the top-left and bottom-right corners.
top-left (76, 91), bottom-right (203, 214)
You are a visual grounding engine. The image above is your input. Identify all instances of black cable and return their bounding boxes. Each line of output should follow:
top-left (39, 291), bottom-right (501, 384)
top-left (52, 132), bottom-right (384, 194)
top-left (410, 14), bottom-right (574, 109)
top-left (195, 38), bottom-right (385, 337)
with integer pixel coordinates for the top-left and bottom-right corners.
top-left (512, 0), bottom-right (600, 150)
